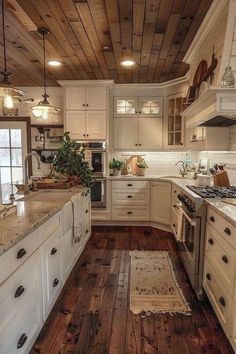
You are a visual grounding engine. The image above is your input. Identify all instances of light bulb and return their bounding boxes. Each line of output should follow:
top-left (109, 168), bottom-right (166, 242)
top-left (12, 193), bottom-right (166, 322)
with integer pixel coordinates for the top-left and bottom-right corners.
top-left (3, 94), bottom-right (14, 109)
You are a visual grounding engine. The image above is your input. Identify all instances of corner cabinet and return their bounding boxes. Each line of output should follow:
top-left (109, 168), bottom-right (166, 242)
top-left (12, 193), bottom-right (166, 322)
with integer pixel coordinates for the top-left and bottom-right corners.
top-left (151, 181), bottom-right (171, 225)
top-left (167, 96), bottom-right (185, 147)
top-left (64, 85), bottom-right (108, 140)
top-left (114, 96), bottom-right (163, 117)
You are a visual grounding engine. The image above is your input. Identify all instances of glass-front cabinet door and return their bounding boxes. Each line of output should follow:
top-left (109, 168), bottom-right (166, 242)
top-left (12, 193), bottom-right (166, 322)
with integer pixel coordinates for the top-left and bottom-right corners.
top-left (114, 97), bottom-right (138, 116)
top-left (138, 97), bottom-right (163, 117)
top-left (167, 96), bottom-right (184, 147)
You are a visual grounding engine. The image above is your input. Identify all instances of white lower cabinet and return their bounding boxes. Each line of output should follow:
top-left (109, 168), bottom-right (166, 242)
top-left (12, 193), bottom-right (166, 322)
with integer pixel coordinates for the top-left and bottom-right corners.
top-left (41, 227), bottom-right (62, 319)
top-left (60, 228), bottom-right (74, 282)
top-left (150, 181), bottom-right (171, 225)
top-left (204, 206), bottom-right (236, 352)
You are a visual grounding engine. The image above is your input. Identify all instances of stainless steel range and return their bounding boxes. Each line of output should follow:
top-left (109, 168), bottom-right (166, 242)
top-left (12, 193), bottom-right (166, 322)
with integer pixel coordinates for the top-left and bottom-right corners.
top-left (175, 185), bottom-right (236, 300)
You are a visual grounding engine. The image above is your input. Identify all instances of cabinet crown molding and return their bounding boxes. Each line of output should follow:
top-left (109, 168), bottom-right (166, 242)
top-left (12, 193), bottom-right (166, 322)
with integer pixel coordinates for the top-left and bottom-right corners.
top-left (58, 80), bottom-right (114, 87)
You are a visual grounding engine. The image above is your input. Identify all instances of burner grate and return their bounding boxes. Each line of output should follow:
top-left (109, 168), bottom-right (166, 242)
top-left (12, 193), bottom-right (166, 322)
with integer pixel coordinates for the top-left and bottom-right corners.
top-left (187, 185), bottom-right (236, 198)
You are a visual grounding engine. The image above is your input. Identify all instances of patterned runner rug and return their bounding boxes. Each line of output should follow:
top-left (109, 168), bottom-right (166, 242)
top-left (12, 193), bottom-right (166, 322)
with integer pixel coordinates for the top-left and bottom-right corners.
top-left (130, 251), bottom-right (191, 316)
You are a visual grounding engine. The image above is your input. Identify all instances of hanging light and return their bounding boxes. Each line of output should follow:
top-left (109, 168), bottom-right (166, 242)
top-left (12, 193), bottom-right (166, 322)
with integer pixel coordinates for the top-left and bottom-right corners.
top-left (0, 0), bottom-right (25, 108)
top-left (32, 28), bottom-right (60, 120)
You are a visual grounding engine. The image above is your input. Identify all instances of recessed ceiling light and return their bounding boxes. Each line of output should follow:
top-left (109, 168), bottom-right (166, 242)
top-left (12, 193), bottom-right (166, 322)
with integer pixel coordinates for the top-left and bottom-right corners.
top-left (120, 59), bottom-right (136, 67)
top-left (48, 60), bottom-right (62, 66)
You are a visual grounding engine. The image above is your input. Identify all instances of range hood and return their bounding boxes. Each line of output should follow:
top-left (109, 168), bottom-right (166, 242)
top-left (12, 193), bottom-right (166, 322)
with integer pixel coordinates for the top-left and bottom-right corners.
top-left (183, 86), bottom-right (236, 128)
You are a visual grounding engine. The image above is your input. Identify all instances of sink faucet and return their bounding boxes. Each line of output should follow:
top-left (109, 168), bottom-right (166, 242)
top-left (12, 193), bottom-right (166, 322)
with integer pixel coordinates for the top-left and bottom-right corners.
top-left (24, 152), bottom-right (41, 194)
top-left (175, 160), bottom-right (187, 177)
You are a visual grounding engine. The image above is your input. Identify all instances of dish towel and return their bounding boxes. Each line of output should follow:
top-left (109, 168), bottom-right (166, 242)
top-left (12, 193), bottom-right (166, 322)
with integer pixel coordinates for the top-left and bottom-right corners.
top-left (71, 196), bottom-right (82, 244)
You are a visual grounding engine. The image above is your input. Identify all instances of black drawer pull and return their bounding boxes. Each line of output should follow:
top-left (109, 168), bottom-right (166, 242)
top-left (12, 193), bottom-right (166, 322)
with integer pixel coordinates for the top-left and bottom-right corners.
top-left (209, 216), bottom-right (215, 222)
top-left (127, 195), bottom-right (133, 198)
top-left (86, 209), bottom-right (89, 213)
top-left (51, 247), bottom-right (57, 255)
top-left (219, 296), bottom-right (226, 307)
top-left (17, 333), bottom-right (27, 348)
top-left (17, 248), bottom-right (26, 259)
top-left (15, 285), bottom-right (25, 298)
top-left (127, 211), bottom-right (133, 215)
top-left (53, 278), bottom-right (59, 287)
top-left (172, 224), bottom-right (176, 227)
top-left (222, 255), bottom-right (228, 264)
top-left (206, 273), bottom-right (211, 281)
top-left (208, 238), bottom-right (214, 245)
top-left (224, 227), bottom-right (231, 235)
top-left (127, 184), bottom-right (133, 187)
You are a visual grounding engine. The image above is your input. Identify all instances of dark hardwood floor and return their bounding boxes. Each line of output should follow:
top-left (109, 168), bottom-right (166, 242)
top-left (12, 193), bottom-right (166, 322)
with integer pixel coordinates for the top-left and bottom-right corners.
top-left (31, 226), bottom-right (234, 354)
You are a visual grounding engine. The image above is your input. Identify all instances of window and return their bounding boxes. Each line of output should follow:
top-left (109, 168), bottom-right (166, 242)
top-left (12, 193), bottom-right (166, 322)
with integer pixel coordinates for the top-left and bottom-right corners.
top-left (0, 126), bottom-right (25, 202)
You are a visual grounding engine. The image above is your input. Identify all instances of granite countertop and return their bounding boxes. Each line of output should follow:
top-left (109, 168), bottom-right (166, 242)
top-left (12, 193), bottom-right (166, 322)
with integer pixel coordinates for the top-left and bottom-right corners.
top-left (0, 185), bottom-right (86, 256)
top-left (206, 199), bottom-right (236, 227)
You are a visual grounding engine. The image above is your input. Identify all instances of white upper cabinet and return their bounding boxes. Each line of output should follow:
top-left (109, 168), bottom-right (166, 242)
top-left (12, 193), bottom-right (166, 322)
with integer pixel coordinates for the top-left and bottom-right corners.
top-left (65, 87), bottom-right (106, 110)
top-left (86, 111), bottom-right (106, 140)
top-left (114, 96), bottom-right (163, 117)
top-left (114, 118), bottom-right (139, 149)
top-left (65, 111), bottom-right (86, 140)
top-left (86, 87), bottom-right (107, 110)
top-left (139, 118), bottom-right (162, 149)
top-left (65, 87), bottom-right (86, 110)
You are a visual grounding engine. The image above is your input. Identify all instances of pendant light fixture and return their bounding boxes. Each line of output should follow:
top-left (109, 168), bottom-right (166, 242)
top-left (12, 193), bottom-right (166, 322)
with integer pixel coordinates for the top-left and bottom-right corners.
top-left (32, 27), bottom-right (60, 120)
top-left (0, 0), bottom-right (25, 109)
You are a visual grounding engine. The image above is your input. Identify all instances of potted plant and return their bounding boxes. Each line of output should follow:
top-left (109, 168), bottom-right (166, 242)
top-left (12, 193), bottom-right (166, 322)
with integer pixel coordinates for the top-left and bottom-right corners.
top-left (52, 132), bottom-right (93, 188)
top-left (136, 158), bottom-right (148, 176)
top-left (109, 158), bottom-right (124, 176)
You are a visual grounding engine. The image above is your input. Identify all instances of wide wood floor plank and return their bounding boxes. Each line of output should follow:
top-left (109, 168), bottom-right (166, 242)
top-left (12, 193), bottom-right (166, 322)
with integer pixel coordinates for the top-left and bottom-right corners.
top-left (31, 226), bottom-right (234, 354)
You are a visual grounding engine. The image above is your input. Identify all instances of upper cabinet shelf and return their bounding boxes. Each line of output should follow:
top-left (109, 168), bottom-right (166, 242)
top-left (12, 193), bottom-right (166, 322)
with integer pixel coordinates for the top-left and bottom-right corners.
top-left (114, 96), bottom-right (163, 117)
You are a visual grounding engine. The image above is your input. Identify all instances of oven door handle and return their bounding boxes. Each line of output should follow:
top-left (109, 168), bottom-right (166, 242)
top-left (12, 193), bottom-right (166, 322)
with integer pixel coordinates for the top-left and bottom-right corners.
top-left (180, 207), bottom-right (196, 227)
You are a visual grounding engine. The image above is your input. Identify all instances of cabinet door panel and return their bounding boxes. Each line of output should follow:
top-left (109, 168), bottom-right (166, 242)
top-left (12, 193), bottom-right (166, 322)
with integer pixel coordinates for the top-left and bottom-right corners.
top-left (139, 118), bottom-right (162, 149)
top-left (151, 181), bottom-right (171, 224)
top-left (114, 118), bottom-right (139, 149)
top-left (114, 97), bottom-right (138, 116)
top-left (65, 111), bottom-right (86, 140)
top-left (86, 111), bottom-right (106, 139)
top-left (65, 87), bottom-right (86, 110)
top-left (139, 97), bottom-right (163, 116)
top-left (86, 87), bottom-right (106, 110)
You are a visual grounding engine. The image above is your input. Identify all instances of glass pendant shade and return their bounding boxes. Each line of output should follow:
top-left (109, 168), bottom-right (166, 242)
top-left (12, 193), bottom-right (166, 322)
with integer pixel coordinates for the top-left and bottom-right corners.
top-left (3, 94), bottom-right (14, 109)
top-left (31, 28), bottom-right (60, 120)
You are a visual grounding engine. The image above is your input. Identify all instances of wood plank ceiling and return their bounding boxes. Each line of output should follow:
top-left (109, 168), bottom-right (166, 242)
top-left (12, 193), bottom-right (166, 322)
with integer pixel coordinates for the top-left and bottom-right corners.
top-left (0, 0), bottom-right (213, 86)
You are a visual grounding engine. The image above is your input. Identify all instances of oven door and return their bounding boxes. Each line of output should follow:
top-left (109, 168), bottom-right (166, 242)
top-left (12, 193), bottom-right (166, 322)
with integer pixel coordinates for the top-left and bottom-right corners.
top-left (91, 151), bottom-right (106, 177)
top-left (178, 208), bottom-right (201, 289)
top-left (91, 179), bottom-right (106, 208)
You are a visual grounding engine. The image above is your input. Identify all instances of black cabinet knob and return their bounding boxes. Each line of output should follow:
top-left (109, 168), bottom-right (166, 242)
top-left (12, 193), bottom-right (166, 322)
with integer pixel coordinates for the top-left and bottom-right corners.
top-left (17, 333), bottom-right (27, 349)
top-left (224, 227), bottom-right (231, 235)
top-left (15, 285), bottom-right (25, 298)
top-left (210, 216), bottom-right (215, 222)
top-left (219, 296), bottom-right (225, 307)
top-left (83, 134), bottom-right (86, 137)
top-left (51, 247), bottom-right (57, 255)
top-left (17, 248), bottom-right (26, 259)
top-left (135, 143), bottom-right (138, 146)
top-left (86, 104), bottom-right (88, 107)
top-left (139, 144), bottom-right (141, 146)
top-left (53, 278), bottom-right (59, 287)
top-left (222, 255), bottom-right (228, 263)
top-left (86, 229), bottom-right (88, 233)
top-left (86, 209), bottom-right (89, 213)
top-left (208, 238), bottom-right (214, 245)
top-left (206, 273), bottom-right (211, 280)
top-left (173, 224), bottom-right (176, 227)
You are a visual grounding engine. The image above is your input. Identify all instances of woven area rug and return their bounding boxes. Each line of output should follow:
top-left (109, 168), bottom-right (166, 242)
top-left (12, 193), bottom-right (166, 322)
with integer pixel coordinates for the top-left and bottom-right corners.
top-left (130, 251), bottom-right (191, 316)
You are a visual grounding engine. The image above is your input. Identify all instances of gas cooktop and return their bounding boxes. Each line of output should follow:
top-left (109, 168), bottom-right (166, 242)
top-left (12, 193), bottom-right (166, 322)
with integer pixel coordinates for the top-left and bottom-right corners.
top-left (187, 185), bottom-right (236, 198)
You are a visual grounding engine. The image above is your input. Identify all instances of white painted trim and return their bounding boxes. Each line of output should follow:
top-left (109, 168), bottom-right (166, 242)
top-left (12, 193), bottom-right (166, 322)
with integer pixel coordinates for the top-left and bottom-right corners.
top-left (58, 80), bottom-right (114, 87)
top-left (92, 220), bottom-right (172, 233)
top-left (183, 0), bottom-right (229, 64)
top-left (114, 75), bottom-right (189, 89)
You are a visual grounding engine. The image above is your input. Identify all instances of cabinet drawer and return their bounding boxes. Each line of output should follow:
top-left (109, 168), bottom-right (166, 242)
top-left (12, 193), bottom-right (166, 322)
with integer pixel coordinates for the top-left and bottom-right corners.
top-left (0, 250), bottom-right (41, 328)
top-left (112, 206), bottom-right (150, 221)
top-left (41, 228), bottom-right (62, 319)
top-left (39, 211), bottom-right (62, 244)
top-left (207, 207), bottom-right (236, 250)
top-left (0, 286), bottom-right (43, 354)
top-left (112, 189), bottom-right (149, 205)
top-left (205, 224), bottom-right (236, 295)
top-left (0, 228), bottom-right (40, 285)
top-left (203, 259), bottom-right (232, 334)
top-left (112, 180), bottom-right (149, 190)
